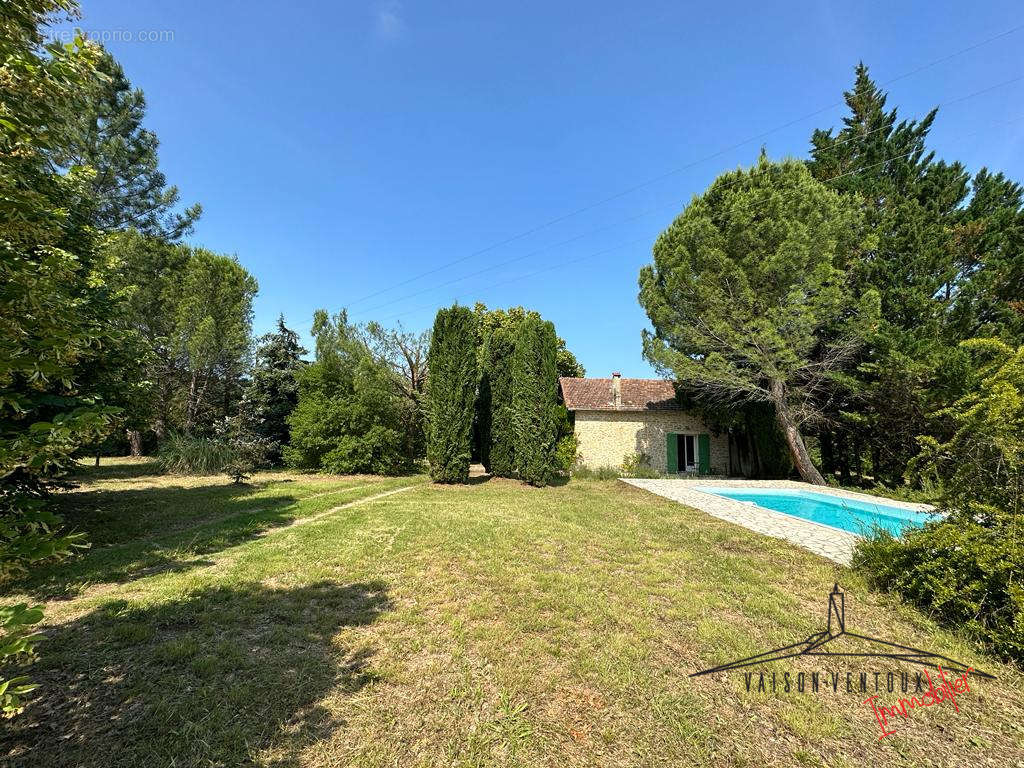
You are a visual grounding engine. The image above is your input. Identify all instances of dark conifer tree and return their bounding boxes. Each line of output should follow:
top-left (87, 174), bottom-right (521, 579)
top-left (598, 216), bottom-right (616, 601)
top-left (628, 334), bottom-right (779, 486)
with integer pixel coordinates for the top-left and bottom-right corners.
top-left (808, 64), bottom-right (972, 484)
top-left (510, 316), bottom-right (559, 486)
top-left (483, 326), bottom-right (516, 476)
top-left (426, 305), bottom-right (477, 483)
top-left (235, 316), bottom-right (307, 464)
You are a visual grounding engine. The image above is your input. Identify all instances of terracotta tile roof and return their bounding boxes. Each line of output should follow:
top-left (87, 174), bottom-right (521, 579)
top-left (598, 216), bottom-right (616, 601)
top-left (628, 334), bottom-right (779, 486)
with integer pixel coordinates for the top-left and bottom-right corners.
top-left (558, 377), bottom-right (680, 412)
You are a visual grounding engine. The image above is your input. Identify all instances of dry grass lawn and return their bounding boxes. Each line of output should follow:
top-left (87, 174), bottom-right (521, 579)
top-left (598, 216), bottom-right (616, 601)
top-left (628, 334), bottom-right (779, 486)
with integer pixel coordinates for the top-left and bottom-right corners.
top-left (1, 458), bottom-right (1022, 766)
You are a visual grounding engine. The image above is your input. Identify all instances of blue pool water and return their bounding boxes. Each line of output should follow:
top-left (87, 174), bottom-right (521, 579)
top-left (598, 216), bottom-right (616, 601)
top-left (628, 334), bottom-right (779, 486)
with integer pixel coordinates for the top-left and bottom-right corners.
top-left (695, 487), bottom-right (932, 536)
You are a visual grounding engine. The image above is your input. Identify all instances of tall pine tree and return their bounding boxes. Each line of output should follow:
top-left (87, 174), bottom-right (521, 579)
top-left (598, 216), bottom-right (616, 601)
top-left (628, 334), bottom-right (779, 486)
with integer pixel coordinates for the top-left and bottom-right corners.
top-left (52, 48), bottom-right (201, 239)
top-left (808, 64), bottom-right (973, 484)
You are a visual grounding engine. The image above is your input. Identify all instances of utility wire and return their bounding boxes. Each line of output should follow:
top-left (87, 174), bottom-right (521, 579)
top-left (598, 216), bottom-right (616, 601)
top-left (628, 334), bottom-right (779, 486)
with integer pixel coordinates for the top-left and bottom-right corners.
top-left (375, 112), bottom-right (1024, 325)
top-left (351, 73), bottom-right (1024, 319)
top-left (344, 22), bottom-right (1024, 308)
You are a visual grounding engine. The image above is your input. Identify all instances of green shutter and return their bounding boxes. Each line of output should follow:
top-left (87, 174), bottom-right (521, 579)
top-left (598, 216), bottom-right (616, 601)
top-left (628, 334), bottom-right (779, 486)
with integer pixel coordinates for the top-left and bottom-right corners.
top-left (666, 432), bottom-right (678, 474)
top-left (698, 433), bottom-right (711, 475)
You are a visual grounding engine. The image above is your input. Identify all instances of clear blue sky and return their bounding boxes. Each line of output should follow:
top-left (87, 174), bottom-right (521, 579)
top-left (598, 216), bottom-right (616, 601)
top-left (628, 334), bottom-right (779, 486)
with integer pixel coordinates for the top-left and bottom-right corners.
top-left (55, 1), bottom-right (1023, 377)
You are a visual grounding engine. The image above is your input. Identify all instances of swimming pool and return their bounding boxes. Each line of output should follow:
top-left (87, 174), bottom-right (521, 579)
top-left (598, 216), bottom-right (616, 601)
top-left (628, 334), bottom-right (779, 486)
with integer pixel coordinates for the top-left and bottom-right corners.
top-left (694, 487), bottom-right (932, 536)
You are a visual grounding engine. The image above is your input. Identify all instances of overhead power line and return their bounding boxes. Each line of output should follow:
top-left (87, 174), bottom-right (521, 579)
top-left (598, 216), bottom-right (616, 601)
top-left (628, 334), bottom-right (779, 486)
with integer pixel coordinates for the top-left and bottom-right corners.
top-left (344, 22), bottom-right (1024, 309)
top-left (374, 112), bottom-right (1024, 326)
top-left (351, 73), bottom-right (1024, 320)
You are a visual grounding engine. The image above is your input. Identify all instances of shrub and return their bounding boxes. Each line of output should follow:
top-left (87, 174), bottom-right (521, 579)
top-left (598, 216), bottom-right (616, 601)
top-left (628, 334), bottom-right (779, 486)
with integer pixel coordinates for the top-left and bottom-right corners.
top-left (426, 306), bottom-right (478, 483)
top-left (854, 340), bottom-right (1024, 663)
top-left (622, 452), bottom-right (661, 479)
top-left (854, 521), bottom-right (1024, 662)
top-left (158, 434), bottom-right (238, 474)
top-left (284, 312), bottom-right (412, 477)
top-left (285, 390), bottom-right (408, 477)
top-left (223, 458), bottom-right (253, 485)
top-left (222, 438), bottom-right (274, 484)
top-left (320, 426), bottom-right (406, 475)
top-left (572, 464), bottom-right (621, 480)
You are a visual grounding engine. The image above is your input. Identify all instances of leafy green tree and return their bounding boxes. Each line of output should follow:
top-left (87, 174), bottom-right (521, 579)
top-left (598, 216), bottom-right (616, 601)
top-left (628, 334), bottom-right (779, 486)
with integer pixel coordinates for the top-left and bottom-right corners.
top-left (51, 47), bottom-right (201, 239)
top-left (103, 231), bottom-right (187, 447)
top-left (473, 303), bottom-right (584, 378)
top-left (234, 316), bottom-right (307, 464)
top-left (173, 249), bottom-right (258, 434)
top-left (639, 156), bottom-right (875, 484)
top-left (284, 310), bottom-right (410, 475)
top-left (361, 321), bottom-right (429, 461)
top-left (0, 0), bottom-right (119, 714)
top-left (103, 234), bottom-right (258, 441)
top-left (426, 305), bottom-right (477, 483)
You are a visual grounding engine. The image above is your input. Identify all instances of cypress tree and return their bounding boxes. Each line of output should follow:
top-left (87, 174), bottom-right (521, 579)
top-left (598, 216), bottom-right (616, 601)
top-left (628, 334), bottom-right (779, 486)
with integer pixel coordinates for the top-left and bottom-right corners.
top-left (486, 326), bottom-right (517, 477)
top-left (426, 305), bottom-right (477, 483)
top-left (510, 317), bottom-right (560, 486)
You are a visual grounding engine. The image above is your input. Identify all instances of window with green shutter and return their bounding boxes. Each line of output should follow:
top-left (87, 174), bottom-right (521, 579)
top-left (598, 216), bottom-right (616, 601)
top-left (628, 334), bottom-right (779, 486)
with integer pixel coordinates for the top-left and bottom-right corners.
top-left (698, 433), bottom-right (711, 475)
top-left (666, 432), bottom-right (678, 474)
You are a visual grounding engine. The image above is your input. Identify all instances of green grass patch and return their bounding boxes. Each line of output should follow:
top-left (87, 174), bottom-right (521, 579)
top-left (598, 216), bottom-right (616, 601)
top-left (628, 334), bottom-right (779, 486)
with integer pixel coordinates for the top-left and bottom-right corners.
top-left (1, 465), bottom-right (1022, 767)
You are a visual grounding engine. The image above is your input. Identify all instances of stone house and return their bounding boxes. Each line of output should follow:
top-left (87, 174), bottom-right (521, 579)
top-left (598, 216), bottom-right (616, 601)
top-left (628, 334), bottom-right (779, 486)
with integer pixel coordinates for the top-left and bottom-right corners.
top-left (559, 373), bottom-right (729, 475)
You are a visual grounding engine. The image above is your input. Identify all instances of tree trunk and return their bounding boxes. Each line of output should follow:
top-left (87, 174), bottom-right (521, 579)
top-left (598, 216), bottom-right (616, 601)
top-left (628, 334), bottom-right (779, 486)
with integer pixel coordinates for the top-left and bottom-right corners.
top-left (771, 381), bottom-right (826, 486)
top-left (184, 371), bottom-right (198, 434)
top-left (127, 429), bottom-right (143, 456)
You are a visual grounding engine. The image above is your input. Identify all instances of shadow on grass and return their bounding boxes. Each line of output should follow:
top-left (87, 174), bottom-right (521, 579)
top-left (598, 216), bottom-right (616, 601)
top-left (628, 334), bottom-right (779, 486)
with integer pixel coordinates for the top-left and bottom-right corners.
top-left (54, 479), bottom-right (291, 547)
top-left (1, 580), bottom-right (391, 768)
top-left (7, 482), bottom-right (301, 600)
top-left (70, 460), bottom-right (163, 481)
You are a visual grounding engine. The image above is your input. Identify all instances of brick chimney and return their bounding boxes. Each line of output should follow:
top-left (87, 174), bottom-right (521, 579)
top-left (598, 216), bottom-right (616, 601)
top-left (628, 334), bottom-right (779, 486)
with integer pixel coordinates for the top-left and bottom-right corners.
top-left (611, 372), bottom-right (621, 408)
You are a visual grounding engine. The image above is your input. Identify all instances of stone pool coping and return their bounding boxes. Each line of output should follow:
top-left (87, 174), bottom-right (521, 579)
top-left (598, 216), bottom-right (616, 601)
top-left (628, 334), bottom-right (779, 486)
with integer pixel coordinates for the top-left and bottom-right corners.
top-left (620, 478), bottom-right (933, 567)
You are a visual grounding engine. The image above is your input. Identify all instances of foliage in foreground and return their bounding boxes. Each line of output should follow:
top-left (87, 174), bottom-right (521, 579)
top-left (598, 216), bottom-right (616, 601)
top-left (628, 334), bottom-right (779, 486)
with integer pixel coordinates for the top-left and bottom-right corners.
top-left (0, 1), bottom-right (120, 715)
top-left (854, 521), bottom-right (1023, 662)
top-left (855, 340), bottom-right (1024, 662)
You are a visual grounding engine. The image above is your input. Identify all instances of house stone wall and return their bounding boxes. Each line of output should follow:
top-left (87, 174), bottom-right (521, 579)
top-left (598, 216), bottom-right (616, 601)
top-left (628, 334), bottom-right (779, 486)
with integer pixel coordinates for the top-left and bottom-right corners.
top-left (572, 409), bottom-right (730, 474)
